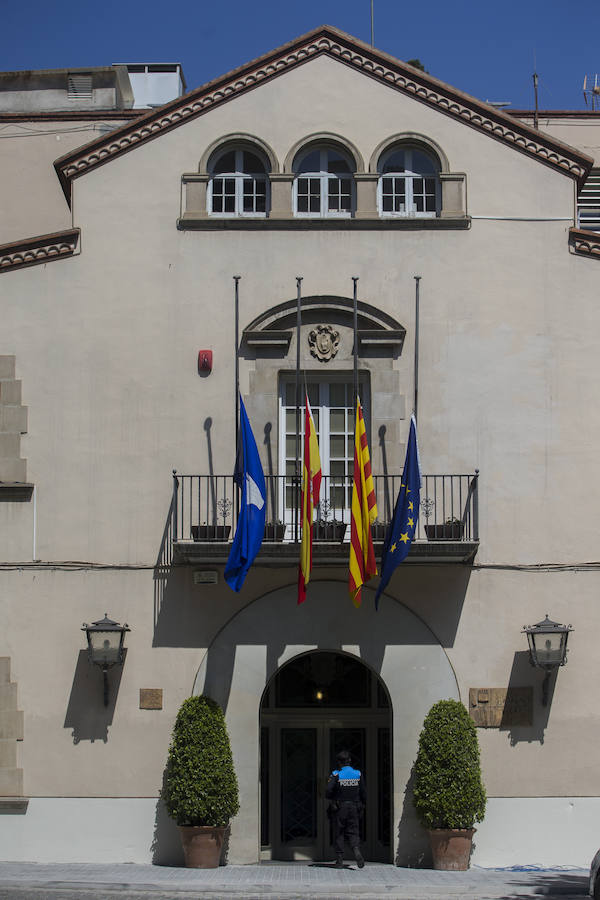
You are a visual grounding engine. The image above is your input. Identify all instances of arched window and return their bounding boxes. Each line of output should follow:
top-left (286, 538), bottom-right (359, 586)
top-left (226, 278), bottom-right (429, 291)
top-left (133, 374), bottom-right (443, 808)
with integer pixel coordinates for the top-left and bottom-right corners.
top-left (293, 146), bottom-right (355, 217)
top-left (208, 147), bottom-right (269, 216)
top-left (377, 146), bottom-right (440, 217)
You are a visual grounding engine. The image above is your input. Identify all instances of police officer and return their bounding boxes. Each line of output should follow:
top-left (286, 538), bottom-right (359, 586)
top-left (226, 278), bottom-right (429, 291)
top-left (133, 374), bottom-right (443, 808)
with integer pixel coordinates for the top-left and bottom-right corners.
top-left (326, 749), bottom-right (366, 868)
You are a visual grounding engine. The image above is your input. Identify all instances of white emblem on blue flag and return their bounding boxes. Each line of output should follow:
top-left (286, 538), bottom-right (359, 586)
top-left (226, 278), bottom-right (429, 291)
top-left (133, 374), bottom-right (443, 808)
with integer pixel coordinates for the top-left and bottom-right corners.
top-left (246, 473), bottom-right (265, 509)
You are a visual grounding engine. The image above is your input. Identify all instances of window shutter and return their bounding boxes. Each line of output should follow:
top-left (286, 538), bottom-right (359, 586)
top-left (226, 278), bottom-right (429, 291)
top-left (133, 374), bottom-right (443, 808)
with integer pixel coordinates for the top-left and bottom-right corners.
top-left (577, 169), bottom-right (600, 232)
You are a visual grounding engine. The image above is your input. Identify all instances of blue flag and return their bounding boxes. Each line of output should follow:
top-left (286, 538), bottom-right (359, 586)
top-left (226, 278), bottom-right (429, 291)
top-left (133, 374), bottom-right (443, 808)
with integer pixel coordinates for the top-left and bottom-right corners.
top-left (224, 397), bottom-right (266, 592)
top-left (375, 416), bottom-right (421, 608)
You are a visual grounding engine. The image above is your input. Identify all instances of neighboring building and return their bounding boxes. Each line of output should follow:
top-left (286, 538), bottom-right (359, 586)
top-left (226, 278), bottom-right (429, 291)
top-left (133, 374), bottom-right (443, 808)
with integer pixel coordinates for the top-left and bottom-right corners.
top-left (1, 26), bottom-right (600, 868)
top-left (113, 64), bottom-right (186, 109)
top-left (510, 110), bottom-right (600, 232)
top-left (0, 63), bottom-right (185, 242)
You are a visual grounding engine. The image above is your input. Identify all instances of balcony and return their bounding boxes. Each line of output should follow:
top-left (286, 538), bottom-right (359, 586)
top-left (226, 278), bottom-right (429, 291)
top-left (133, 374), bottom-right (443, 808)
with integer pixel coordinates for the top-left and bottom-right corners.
top-left (171, 472), bottom-right (479, 566)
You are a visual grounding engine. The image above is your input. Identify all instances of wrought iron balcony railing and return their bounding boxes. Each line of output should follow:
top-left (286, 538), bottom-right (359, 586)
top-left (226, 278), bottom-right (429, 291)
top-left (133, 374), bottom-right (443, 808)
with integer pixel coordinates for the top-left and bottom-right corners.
top-left (171, 471), bottom-right (479, 545)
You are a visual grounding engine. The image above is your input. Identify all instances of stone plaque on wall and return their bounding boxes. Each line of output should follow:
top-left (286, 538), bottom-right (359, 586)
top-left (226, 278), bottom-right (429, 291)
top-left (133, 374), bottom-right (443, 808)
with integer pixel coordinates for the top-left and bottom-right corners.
top-left (139, 689), bottom-right (163, 710)
top-left (469, 687), bottom-right (533, 727)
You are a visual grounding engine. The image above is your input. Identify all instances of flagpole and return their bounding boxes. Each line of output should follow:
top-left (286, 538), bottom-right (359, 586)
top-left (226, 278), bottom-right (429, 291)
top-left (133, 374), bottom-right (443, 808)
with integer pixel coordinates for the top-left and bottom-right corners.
top-left (234, 276), bottom-right (241, 442)
top-left (295, 276), bottom-right (303, 543)
top-left (234, 275), bottom-right (241, 522)
top-left (414, 275), bottom-right (420, 425)
top-left (352, 276), bottom-right (359, 409)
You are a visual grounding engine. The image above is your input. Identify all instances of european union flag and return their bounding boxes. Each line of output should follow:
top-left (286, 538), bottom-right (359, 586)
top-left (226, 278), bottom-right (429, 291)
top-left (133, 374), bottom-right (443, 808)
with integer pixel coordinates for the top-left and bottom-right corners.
top-left (225, 396), bottom-right (266, 592)
top-left (375, 416), bottom-right (421, 608)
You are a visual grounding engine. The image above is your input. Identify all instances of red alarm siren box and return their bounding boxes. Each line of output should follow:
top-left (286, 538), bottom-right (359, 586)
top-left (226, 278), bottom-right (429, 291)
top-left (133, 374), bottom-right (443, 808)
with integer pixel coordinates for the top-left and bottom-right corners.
top-left (198, 350), bottom-right (213, 374)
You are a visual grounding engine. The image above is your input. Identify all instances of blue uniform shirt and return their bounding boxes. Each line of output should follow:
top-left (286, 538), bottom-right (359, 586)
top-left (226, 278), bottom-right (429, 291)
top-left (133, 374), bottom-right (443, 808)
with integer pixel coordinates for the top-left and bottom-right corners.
top-left (326, 765), bottom-right (366, 805)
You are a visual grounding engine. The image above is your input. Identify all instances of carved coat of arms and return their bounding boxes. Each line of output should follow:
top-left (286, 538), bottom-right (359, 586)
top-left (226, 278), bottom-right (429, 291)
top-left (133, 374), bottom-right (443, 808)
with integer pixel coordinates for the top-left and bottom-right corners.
top-left (308, 324), bottom-right (340, 362)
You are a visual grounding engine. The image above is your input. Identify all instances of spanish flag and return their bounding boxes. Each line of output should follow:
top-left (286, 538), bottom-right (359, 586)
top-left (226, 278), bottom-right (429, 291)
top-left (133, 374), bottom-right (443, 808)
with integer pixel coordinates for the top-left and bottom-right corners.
top-left (298, 394), bottom-right (322, 604)
top-left (349, 399), bottom-right (378, 607)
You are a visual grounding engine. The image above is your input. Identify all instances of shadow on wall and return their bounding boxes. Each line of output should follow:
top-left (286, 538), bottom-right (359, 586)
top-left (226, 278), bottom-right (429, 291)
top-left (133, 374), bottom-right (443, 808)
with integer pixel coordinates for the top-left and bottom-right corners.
top-left (501, 650), bottom-right (555, 746)
top-left (153, 489), bottom-right (175, 636)
top-left (151, 769), bottom-right (185, 867)
top-left (63, 650), bottom-right (126, 743)
top-left (395, 764), bottom-right (431, 868)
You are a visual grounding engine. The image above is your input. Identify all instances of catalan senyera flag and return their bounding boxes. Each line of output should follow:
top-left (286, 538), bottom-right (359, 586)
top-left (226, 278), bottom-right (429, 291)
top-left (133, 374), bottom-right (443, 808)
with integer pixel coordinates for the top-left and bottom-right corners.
top-left (298, 394), bottom-right (322, 604)
top-left (349, 399), bottom-right (378, 607)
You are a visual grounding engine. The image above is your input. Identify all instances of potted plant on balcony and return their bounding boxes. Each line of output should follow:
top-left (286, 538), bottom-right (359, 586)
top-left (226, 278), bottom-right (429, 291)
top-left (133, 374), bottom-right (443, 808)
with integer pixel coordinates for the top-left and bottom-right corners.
top-left (425, 516), bottom-right (464, 541)
top-left (263, 519), bottom-right (286, 542)
top-left (413, 699), bottom-right (486, 870)
top-left (371, 518), bottom-right (390, 542)
top-left (163, 695), bottom-right (240, 868)
top-left (313, 499), bottom-right (346, 542)
top-left (191, 499), bottom-right (232, 541)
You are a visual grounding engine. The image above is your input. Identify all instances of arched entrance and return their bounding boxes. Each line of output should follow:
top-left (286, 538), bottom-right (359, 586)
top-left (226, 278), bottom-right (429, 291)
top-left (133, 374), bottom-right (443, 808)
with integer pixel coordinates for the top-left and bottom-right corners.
top-left (260, 650), bottom-right (392, 862)
top-left (193, 581), bottom-right (459, 865)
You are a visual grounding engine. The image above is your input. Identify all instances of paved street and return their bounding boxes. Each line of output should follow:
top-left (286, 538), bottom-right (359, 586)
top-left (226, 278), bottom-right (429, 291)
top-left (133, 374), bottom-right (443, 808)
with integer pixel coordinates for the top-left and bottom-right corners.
top-left (0, 862), bottom-right (591, 900)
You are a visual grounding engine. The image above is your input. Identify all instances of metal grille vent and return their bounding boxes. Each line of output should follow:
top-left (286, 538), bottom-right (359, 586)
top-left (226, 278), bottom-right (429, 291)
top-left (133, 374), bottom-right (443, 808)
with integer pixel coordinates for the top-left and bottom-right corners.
top-left (67, 75), bottom-right (93, 101)
top-left (577, 169), bottom-right (600, 232)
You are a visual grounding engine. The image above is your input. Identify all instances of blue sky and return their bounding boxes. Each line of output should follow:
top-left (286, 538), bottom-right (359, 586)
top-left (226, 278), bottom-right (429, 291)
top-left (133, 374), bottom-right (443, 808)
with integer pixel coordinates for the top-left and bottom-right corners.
top-left (2, 0), bottom-right (599, 111)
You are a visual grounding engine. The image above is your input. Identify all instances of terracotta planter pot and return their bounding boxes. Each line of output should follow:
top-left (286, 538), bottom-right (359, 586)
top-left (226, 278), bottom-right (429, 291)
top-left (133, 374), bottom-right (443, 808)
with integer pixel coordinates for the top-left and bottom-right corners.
top-left (428, 828), bottom-right (475, 870)
top-left (178, 824), bottom-right (227, 868)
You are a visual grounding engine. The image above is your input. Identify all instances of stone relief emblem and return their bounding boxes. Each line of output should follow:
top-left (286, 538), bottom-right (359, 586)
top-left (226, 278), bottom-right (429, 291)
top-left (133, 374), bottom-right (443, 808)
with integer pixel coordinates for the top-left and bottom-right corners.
top-left (308, 325), bottom-right (340, 362)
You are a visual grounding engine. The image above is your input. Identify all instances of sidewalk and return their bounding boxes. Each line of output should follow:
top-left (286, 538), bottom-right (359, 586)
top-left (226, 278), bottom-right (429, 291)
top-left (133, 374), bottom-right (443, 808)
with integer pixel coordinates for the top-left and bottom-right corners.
top-left (0, 861), bottom-right (591, 900)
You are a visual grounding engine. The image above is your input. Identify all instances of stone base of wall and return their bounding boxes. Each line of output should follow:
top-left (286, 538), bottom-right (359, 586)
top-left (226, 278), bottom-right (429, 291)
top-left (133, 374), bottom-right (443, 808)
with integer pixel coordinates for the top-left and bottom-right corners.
top-left (0, 797), bottom-right (598, 867)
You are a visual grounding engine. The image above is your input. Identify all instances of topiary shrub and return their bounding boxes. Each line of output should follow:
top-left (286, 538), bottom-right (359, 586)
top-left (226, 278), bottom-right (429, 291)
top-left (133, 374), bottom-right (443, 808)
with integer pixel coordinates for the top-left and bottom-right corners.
top-left (163, 695), bottom-right (240, 827)
top-left (413, 699), bottom-right (486, 830)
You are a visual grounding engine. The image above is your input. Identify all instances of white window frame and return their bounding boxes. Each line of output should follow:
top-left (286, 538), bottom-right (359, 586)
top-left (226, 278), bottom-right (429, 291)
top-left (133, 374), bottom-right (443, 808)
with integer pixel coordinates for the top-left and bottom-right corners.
top-left (207, 148), bottom-right (269, 218)
top-left (293, 147), bottom-right (355, 218)
top-left (278, 376), bottom-right (369, 534)
top-left (377, 146), bottom-right (440, 218)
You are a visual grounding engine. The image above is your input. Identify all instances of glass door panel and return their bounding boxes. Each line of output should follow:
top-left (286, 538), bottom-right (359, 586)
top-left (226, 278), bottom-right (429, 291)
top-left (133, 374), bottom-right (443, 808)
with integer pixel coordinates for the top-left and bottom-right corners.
top-left (280, 728), bottom-right (318, 845)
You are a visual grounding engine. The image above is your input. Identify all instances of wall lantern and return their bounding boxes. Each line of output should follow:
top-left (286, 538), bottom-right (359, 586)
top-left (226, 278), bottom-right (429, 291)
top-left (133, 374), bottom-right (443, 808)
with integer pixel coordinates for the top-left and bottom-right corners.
top-left (522, 614), bottom-right (573, 706)
top-left (82, 614), bottom-right (130, 706)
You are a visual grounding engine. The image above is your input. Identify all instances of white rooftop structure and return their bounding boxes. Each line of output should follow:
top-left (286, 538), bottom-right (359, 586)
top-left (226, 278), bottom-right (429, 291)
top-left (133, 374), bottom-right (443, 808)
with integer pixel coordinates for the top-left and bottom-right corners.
top-left (112, 63), bottom-right (186, 108)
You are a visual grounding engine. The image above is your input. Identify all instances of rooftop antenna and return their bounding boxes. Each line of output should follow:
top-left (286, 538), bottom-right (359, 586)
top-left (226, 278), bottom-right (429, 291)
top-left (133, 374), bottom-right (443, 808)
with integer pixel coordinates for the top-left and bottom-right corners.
top-left (583, 75), bottom-right (600, 111)
top-left (370, 0), bottom-right (374, 46)
top-left (533, 51), bottom-right (539, 129)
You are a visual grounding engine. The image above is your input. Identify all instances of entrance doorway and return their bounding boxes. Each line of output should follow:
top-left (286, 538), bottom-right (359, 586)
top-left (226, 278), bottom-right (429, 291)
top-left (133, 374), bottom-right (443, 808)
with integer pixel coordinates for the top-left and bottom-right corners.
top-left (260, 651), bottom-right (392, 862)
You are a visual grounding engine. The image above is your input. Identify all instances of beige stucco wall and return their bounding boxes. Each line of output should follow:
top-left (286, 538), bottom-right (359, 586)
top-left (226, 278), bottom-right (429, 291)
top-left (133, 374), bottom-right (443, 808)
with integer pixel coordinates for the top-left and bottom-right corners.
top-left (1, 51), bottom-right (600, 863)
top-left (0, 117), bottom-right (136, 243)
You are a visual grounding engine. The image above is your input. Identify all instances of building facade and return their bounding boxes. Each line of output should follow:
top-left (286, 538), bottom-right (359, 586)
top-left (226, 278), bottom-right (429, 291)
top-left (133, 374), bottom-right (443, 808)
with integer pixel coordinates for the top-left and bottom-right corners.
top-left (1, 27), bottom-right (600, 867)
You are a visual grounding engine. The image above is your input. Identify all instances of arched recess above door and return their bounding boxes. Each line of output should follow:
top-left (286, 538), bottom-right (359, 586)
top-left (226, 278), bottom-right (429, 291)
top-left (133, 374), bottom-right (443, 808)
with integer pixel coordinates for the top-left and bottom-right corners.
top-left (242, 294), bottom-right (405, 356)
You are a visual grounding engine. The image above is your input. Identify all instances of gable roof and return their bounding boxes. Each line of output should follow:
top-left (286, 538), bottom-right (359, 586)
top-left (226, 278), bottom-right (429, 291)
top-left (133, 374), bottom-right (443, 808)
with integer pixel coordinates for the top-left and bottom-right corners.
top-left (53, 25), bottom-right (593, 205)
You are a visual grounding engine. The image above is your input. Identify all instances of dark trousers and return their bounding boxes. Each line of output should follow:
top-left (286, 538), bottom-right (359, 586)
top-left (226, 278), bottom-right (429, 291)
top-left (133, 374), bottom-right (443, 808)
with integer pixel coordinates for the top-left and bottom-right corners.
top-left (333, 801), bottom-right (361, 853)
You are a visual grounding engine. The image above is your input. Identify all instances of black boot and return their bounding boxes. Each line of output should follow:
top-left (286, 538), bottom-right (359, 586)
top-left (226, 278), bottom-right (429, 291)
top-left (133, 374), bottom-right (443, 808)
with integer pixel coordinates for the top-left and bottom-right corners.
top-left (353, 846), bottom-right (365, 868)
top-left (335, 853), bottom-right (344, 868)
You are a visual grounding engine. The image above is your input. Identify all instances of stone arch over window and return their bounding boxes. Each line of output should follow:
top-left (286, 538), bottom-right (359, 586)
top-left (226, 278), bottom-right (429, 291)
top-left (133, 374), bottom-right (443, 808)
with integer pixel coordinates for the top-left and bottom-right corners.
top-left (203, 136), bottom-right (275, 217)
top-left (181, 135), bottom-right (279, 220)
top-left (368, 133), bottom-right (449, 175)
top-left (199, 133), bottom-right (279, 175)
top-left (369, 133), bottom-right (465, 219)
top-left (284, 133), bottom-right (364, 174)
top-left (193, 580), bottom-right (459, 864)
top-left (284, 134), bottom-right (364, 219)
